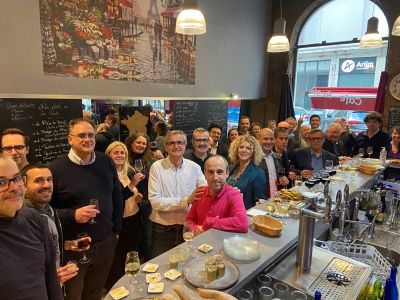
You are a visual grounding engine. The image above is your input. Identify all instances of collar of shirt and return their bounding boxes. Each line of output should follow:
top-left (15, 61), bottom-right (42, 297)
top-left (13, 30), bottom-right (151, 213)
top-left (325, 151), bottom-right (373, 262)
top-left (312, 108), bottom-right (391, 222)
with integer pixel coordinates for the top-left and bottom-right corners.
top-left (362, 128), bottom-right (379, 138)
top-left (165, 156), bottom-right (184, 170)
top-left (206, 182), bottom-right (229, 203)
top-left (310, 149), bottom-right (322, 158)
top-left (68, 148), bottom-right (96, 165)
top-left (271, 149), bottom-right (282, 160)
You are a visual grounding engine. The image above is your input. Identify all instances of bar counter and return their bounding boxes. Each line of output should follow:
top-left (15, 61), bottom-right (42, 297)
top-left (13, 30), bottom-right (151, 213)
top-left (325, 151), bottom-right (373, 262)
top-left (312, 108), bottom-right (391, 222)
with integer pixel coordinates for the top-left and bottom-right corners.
top-left (105, 170), bottom-right (381, 299)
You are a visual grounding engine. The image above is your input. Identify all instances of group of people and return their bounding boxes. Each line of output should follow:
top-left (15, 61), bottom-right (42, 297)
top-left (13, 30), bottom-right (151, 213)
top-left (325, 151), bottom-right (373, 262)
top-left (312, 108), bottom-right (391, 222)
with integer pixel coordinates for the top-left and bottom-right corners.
top-left (0, 110), bottom-right (398, 300)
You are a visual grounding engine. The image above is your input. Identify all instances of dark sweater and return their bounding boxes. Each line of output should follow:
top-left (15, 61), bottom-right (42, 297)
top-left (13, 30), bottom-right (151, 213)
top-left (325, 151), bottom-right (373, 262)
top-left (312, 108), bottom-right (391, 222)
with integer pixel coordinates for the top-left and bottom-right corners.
top-left (50, 153), bottom-right (123, 244)
top-left (352, 130), bottom-right (391, 158)
top-left (0, 207), bottom-right (63, 300)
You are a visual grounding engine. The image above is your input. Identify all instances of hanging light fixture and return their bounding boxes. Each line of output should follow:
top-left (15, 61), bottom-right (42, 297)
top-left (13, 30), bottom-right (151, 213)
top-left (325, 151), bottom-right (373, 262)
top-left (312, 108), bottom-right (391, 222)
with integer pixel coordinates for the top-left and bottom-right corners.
top-left (360, 1), bottom-right (382, 48)
top-left (392, 15), bottom-right (400, 36)
top-left (267, 0), bottom-right (289, 53)
top-left (175, 0), bottom-right (206, 35)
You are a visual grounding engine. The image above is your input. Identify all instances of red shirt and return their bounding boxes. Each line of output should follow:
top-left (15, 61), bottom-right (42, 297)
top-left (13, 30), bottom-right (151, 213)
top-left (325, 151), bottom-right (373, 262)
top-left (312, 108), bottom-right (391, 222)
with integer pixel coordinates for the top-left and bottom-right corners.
top-left (186, 183), bottom-right (248, 233)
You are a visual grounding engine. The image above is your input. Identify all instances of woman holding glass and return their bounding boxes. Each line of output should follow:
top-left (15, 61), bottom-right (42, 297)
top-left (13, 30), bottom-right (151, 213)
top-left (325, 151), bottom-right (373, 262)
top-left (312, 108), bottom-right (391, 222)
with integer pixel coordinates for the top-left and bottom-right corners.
top-left (227, 135), bottom-right (266, 209)
top-left (104, 141), bottom-right (145, 290)
top-left (126, 131), bottom-right (159, 262)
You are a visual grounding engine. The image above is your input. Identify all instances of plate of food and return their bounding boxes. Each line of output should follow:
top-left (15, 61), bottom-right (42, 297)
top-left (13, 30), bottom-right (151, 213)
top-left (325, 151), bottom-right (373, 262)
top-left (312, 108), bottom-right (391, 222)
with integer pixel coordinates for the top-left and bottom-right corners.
top-left (148, 282), bottom-right (164, 293)
top-left (142, 263), bottom-right (159, 273)
top-left (164, 269), bottom-right (182, 281)
top-left (109, 286), bottom-right (129, 300)
top-left (146, 273), bottom-right (161, 283)
top-left (198, 244), bottom-right (213, 253)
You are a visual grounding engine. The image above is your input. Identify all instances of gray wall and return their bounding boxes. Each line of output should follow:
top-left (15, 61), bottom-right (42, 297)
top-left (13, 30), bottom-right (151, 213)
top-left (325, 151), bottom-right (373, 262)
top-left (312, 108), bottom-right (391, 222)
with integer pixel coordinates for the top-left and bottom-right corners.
top-left (0, 0), bottom-right (270, 100)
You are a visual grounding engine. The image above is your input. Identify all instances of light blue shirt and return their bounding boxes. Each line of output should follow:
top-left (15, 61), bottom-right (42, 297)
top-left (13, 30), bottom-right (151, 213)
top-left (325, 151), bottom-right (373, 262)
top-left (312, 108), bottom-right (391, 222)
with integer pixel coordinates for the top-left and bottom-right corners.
top-left (311, 151), bottom-right (323, 172)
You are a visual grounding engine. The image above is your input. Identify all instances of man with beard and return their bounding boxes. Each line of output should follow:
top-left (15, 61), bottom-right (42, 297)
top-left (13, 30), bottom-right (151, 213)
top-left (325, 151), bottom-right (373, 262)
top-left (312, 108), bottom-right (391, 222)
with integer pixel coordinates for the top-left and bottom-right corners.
top-left (23, 163), bottom-right (79, 285)
top-left (186, 155), bottom-right (248, 235)
top-left (238, 116), bottom-right (251, 135)
top-left (0, 156), bottom-right (62, 300)
top-left (184, 128), bottom-right (211, 172)
top-left (208, 123), bottom-right (229, 160)
top-left (50, 118), bottom-right (123, 300)
top-left (0, 128), bottom-right (30, 171)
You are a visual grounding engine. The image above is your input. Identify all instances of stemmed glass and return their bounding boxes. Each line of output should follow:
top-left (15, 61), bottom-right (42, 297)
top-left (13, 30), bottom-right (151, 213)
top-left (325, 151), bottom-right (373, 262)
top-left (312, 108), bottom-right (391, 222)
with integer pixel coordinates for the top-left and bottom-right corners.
top-left (325, 160), bottom-right (333, 172)
top-left (77, 232), bottom-right (91, 264)
top-left (277, 167), bottom-right (286, 189)
top-left (358, 148), bottom-right (365, 159)
top-left (89, 198), bottom-right (99, 224)
top-left (134, 160), bottom-right (143, 173)
top-left (125, 251), bottom-right (140, 291)
top-left (183, 221), bottom-right (194, 249)
top-left (367, 146), bottom-right (373, 159)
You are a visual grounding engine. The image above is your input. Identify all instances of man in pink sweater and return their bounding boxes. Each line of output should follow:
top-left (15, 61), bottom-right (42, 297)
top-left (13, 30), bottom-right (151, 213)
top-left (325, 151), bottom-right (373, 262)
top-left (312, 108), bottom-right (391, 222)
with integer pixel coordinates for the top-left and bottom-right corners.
top-left (186, 155), bottom-right (248, 235)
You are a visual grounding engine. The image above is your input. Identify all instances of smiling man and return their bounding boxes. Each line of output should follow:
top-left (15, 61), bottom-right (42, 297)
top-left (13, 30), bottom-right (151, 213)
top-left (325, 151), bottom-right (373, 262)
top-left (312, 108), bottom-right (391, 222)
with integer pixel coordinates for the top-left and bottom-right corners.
top-left (50, 118), bottom-right (123, 300)
top-left (0, 156), bottom-right (62, 300)
top-left (148, 130), bottom-right (207, 258)
top-left (186, 155), bottom-right (248, 235)
top-left (184, 128), bottom-right (211, 172)
top-left (0, 128), bottom-right (30, 171)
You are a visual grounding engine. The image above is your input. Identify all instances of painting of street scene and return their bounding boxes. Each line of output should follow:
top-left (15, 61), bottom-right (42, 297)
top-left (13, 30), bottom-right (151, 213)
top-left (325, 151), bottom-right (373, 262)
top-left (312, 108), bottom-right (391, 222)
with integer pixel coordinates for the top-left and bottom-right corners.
top-left (39, 0), bottom-right (196, 84)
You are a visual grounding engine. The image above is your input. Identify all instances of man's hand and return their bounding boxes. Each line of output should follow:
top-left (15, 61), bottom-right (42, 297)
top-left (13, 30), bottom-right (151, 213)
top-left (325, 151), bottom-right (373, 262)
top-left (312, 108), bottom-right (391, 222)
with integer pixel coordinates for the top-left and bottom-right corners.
top-left (297, 115), bottom-right (304, 126)
top-left (75, 205), bottom-right (99, 223)
top-left (57, 263), bottom-right (79, 284)
top-left (162, 284), bottom-right (236, 300)
top-left (152, 149), bottom-right (164, 160)
top-left (301, 169), bottom-right (313, 179)
top-left (187, 186), bottom-right (206, 204)
top-left (278, 176), bottom-right (289, 187)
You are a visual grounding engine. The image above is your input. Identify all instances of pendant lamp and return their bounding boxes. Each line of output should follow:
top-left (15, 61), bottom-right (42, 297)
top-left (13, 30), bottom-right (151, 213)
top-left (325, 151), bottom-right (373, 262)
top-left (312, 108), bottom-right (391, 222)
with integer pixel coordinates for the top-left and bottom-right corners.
top-left (175, 0), bottom-right (206, 35)
top-left (360, 1), bottom-right (382, 48)
top-left (392, 16), bottom-right (400, 36)
top-left (267, 0), bottom-right (289, 53)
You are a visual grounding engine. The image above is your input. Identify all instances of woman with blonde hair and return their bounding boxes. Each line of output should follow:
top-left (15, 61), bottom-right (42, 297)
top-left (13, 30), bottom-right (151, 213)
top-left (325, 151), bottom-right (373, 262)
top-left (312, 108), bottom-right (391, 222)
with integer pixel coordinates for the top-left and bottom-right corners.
top-left (105, 141), bottom-right (145, 290)
top-left (227, 135), bottom-right (266, 209)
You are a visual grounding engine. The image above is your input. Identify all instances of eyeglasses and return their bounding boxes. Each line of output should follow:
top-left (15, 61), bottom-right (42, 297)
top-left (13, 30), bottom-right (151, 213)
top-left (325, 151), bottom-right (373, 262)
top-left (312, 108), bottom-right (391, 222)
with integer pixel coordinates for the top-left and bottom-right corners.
top-left (0, 174), bottom-right (24, 192)
top-left (310, 137), bottom-right (324, 141)
top-left (166, 141), bottom-right (185, 146)
top-left (193, 138), bottom-right (209, 144)
top-left (70, 133), bottom-right (95, 140)
top-left (1, 145), bottom-right (26, 153)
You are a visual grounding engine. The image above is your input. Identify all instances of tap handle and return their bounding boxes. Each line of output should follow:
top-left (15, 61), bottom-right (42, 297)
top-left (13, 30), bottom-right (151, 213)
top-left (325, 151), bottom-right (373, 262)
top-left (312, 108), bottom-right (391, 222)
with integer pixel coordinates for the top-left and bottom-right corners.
top-left (335, 190), bottom-right (342, 216)
top-left (325, 195), bottom-right (332, 222)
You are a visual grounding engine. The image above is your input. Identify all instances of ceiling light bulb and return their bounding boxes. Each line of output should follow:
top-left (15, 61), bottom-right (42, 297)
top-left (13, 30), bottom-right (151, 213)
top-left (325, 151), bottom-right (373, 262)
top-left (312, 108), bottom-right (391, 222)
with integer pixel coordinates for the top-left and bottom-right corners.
top-left (176, 7), bottom-right (206, 35)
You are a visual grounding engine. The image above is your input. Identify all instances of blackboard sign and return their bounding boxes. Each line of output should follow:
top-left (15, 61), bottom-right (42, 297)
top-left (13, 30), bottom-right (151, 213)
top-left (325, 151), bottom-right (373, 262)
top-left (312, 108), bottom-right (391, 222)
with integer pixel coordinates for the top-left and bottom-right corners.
top-left (111, 27), bottom-right (122, 45)
top-left (173, 100), bottom-right (228, 144)
top-left (0, 99), bottom-right (82, 164)
top-left (388, 106), bottom-right (400, 129)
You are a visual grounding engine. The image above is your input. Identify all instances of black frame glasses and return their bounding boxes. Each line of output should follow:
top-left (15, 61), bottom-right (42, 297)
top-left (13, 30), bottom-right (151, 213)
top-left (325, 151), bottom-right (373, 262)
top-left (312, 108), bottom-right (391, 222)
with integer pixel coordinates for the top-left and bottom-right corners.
top-left (1, 145), bottom-right (27, 153)
top-left (0, 175), bottom-right (25, 192)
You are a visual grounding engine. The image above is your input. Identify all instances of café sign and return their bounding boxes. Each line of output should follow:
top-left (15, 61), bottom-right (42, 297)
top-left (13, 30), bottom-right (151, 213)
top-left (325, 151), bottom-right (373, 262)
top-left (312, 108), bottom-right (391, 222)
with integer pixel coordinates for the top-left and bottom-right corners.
top-left (339, 57), bottom-right (376, 74)
top-left (309, 87), bottom-right (378, 111)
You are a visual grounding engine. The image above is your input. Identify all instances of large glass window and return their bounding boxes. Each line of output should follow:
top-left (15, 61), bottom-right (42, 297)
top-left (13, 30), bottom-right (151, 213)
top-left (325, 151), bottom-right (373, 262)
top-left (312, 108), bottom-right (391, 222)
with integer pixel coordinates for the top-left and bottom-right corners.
top-left (293, 0), bottom-right (389, 132)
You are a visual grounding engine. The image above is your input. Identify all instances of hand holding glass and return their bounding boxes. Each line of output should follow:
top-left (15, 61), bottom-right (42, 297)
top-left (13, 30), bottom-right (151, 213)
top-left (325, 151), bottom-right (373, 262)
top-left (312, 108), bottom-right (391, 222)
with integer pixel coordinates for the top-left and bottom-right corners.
top-left (134, 160), bottom-right (143, 173)
top-left (77, 232), bottom-right (91, 264)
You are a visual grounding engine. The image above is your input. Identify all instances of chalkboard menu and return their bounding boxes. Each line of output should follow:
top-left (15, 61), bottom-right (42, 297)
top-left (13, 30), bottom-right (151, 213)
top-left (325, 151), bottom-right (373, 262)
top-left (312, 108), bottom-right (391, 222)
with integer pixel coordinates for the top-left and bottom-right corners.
top-left (388, 106), bottom-right (400, 129)
top-left (173, 100), bottom-right (228, 144)
top-left (0, 99), bottom-right (82, 164)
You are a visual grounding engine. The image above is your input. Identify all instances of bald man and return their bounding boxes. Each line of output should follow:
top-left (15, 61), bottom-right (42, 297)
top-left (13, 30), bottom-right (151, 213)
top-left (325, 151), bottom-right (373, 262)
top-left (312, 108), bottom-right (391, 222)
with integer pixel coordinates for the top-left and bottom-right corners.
top-left (323, 123), bottom-right (350, 159)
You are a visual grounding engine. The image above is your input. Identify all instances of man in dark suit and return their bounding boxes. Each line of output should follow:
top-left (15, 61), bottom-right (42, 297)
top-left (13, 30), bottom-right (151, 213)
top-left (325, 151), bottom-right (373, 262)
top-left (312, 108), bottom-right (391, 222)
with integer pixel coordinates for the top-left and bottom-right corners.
top-left (293, 129), bottom-right (338, 179)
top-left (323, 122), bottom-right (350, 159)
top-left (335, 118), bottom-right (355, 156)
top-left (208, 123), bottom-right (229, 160)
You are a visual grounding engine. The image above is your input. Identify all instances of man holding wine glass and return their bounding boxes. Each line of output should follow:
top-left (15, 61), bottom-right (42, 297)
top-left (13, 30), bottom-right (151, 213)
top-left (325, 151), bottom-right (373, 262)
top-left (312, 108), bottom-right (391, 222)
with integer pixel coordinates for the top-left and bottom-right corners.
top-left (0, 156), bottom-right (63, 299)
top-left (148, 130), bottom-right (207, 259)
top-left (50, 118), bottom-right (123, 300)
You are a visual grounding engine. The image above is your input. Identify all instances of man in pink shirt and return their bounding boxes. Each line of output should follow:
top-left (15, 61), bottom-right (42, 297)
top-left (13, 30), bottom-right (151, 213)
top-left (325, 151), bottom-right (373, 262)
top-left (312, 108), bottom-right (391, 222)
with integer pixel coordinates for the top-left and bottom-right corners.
top-left (186, 155), bottom-right (248, 235)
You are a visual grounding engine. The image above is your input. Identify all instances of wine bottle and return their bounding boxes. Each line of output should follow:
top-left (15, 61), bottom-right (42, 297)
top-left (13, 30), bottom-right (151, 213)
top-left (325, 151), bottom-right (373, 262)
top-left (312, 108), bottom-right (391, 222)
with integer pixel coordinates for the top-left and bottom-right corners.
top-left (384, 278), bottom-right (393, 300)
top-left (390, 266), bottom-right (399, 300)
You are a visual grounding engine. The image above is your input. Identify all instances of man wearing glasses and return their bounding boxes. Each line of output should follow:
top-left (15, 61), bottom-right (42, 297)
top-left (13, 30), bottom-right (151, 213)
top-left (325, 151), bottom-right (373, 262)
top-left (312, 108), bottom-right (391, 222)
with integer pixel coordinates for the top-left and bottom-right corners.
top-left (0, 156), bottom-right (63, 299)
top-left (148, 130), bottom-right (207, 258)
top-left (50, 118), bottom-right (123, 300)
top-left (184, 128), bottom-right (211, 172)
top-left (0, 128), bottom-right (30, 171)
top-left (292, 129), bottom-right (338, 179)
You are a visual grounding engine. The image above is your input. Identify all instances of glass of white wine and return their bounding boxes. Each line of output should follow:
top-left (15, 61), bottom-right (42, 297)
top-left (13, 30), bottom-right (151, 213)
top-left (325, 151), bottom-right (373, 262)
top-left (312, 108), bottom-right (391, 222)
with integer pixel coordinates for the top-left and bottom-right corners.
top-left (125, 251), bottom-right (140, 291)
top-left (367, 146), bottom-right (373, 159)
top-left (183, 221), bottom-right (194, 249)
top-left (134, 159), bottom-right (143, 173)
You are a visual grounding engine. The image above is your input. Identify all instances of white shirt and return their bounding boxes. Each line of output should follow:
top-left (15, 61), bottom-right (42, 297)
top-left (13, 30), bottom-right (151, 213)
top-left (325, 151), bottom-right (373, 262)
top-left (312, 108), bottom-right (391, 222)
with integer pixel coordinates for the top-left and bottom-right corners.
top-left (68, 148), bottom-right (96, 165)
top-left (263, 152), bottom-right (277, 198)
top-left (148, 157), bottom-right (207, 225)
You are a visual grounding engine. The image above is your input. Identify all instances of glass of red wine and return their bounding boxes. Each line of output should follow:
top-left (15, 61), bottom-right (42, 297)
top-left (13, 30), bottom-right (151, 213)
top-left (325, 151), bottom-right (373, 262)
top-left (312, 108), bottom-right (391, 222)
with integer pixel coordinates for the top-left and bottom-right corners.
top-left (77, 232), bottom-right (91, 264)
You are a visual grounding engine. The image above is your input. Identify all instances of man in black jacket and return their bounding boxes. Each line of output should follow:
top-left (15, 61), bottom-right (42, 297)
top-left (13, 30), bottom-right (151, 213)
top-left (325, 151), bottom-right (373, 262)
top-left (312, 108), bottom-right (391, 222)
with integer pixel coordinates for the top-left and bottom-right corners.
top-left (208, 123), bottom-right (229, 160)
top-left (293, 129), bottom-right (338, 179)
top-left (323, 122), bottom-right (350, 159)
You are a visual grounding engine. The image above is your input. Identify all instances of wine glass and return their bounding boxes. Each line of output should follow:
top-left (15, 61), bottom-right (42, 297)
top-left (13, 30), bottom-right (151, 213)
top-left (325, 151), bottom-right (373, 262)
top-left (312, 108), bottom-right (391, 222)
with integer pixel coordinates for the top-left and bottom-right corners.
top-left (325, 160), bottom-right (333, 172)
top-left (277, 167), bottom-right (286, 189)
top-left (367, 146), bottom-right (373, 159)
top-left (125, 251), bottom-right (140, 291)
top-left (134, 160), bottom-right (143, 173)
top-left (358, 148), bottom-right (365, 159)
top-left (77, 232), bottom-right (91, 264)
top-left (183, 221), bottom-right (194, 249)
top-left (89, 198), bottom-right (99, 224)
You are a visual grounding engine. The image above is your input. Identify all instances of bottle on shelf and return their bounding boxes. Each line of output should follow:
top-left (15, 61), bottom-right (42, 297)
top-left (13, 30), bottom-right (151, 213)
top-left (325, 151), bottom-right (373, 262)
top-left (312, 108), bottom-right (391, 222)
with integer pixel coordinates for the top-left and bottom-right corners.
top-left (384, 278), bottom-right (393, 300)
top-left (390, 266), bottom-right (399, 300)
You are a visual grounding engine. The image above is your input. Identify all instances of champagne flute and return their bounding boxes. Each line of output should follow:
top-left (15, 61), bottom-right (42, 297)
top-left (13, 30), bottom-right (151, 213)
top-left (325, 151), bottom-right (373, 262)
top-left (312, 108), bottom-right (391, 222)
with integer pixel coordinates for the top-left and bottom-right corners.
top-left (89, 198), bottom-right (99, 224)
top-left (183, 221), bottom-right (194, 249)
top-left (367, 146), bottom-right (373, 159)
top-left (77, 232), bottom-right (91, 264)
top-left (134, 159), bottom-right (143, 173)
top-left (125, 251), bottom-right (140, 291)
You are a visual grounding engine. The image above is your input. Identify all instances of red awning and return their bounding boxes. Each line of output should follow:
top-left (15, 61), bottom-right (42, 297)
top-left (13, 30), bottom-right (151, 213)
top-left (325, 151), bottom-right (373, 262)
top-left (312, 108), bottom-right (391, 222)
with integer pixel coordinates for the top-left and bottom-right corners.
top-left (309, 87), bottom-right (378, 111)
top-left (161, 6), bottom-right (181, 18)
top-left (119, 0), bottom-right (132, 7)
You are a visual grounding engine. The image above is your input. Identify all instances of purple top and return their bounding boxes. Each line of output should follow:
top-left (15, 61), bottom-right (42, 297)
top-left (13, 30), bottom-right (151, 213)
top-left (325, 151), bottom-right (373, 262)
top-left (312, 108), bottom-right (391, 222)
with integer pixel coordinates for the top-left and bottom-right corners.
top-left (388, 145), bottom-right (400, 159)
top-left (186, 183), bottom-right (248, 233)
